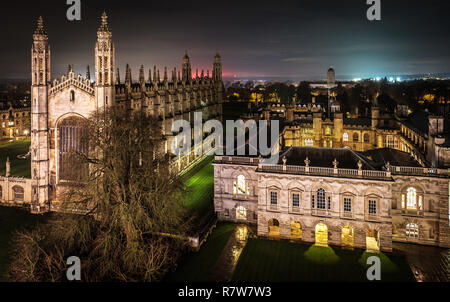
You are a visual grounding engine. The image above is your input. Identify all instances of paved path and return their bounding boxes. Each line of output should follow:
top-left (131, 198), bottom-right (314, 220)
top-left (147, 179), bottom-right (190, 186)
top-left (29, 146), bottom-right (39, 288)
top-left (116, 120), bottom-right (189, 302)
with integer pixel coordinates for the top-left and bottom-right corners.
top-left (208, 224), bottom-right (254, 282)
top-left (393, 242), bottom-right (450, 282)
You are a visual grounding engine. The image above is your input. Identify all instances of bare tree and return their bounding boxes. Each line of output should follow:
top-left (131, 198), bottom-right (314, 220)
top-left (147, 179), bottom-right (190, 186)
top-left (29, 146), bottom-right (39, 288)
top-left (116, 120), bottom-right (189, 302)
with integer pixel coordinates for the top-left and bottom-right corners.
top-left (10, 108), bottom-right (191, 282)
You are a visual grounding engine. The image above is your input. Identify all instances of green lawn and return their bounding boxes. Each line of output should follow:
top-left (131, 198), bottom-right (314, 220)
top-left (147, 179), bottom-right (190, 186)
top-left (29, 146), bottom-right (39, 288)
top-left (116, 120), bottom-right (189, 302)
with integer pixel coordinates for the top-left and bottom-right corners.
top-left (232, 238), bottom-right (415, 282)
top-left (183, 157), bottom-right (214, 218)
top-left (0, 206), bottom-right (49, 281)
top-left (0, 139), bottom-right (31, 178)
top-left (168, 222), bottom-right (236, 282)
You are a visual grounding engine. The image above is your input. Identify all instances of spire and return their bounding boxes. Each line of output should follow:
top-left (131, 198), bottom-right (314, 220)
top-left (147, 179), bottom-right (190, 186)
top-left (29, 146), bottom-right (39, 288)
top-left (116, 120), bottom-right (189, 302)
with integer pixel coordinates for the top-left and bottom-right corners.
top-left (34, 16), bottom-right (47, 36)
top-left (215, 50), bottom-right (221, 60)
top-left (157, 69), bottom-right (160, 82)
top-left (178, 70), bottom-right (181, 82)
top-left (125, 64), bottom-right (132, 86)
top-left (98, 11), bottom-right (110, 33)
top-left (183, 50), bottom-right (189, 60)
top-left (164, 67), bottom-right (168, 82)
top-left (86, 65), bottom-right (91, 81)
top-left (196, 69), bottom-right (199, 78)
top-left (207, 70), bottom-right (210, 78)
top-left (116, 68), bottom-right (120, 84)
top-left (153, 66), bottom-right (157, 82)
top-left (139, 65), bottom-right (145, 84)
top-left (148, 68), bottom-right (152, 83)
top-left (201, 69), bottom-right (204, 78)
top-left (173, 67), bottom-right (177, 81)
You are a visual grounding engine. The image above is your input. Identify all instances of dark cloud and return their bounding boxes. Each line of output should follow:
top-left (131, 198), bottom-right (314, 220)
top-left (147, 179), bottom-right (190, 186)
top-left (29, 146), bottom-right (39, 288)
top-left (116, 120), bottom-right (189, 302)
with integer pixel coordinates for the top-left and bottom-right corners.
top-left (0, 0), bottom-right (449, 80)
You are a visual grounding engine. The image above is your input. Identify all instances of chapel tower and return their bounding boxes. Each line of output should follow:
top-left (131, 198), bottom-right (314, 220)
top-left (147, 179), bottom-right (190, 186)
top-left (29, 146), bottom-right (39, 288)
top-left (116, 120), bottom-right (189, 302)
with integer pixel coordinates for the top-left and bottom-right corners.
top-left (95, 12), bottom-right (115, 108)
top-left (31, 16), bottom-right (51, 213)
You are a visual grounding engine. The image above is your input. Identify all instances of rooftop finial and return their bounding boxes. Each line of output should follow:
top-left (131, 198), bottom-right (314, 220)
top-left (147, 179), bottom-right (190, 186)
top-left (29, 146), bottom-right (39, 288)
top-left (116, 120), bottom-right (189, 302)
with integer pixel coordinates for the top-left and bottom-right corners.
top-left (98, 11), bottom-right (110, 32)
top-left (34, 16), bottom-right (47, 36)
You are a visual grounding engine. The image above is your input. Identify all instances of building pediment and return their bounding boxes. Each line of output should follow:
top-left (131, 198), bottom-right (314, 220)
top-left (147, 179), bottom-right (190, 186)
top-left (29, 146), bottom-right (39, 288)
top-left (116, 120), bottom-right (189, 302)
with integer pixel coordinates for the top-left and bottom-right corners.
top-left (49, 74), bottom-right (94, 97)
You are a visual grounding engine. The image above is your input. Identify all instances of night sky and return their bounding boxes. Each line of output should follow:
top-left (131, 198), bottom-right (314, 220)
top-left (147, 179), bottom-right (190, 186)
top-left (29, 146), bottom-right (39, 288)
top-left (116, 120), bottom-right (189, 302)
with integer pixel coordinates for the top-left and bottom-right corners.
top-left (1, 0), bottom-right (449, 81)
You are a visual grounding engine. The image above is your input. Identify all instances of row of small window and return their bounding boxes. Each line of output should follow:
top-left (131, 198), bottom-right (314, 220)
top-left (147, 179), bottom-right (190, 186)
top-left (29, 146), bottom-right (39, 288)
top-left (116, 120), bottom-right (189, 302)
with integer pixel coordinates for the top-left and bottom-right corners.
top-left (1, 112), bottom-right (29, 119)
top-left (1, 121), bottom-right (18, 128)
top-left (270, 190), bottom-right (377, 215)
top-left (343, 133), bottom-right (370, 143)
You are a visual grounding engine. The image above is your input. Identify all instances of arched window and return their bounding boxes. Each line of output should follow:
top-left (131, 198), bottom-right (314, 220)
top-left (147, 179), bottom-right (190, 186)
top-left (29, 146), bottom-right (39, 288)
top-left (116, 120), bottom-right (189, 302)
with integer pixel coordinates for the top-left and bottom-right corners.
top-left (233, 175), bottom-right (248, 195)
top-left (406, 223), bottom-right (419, 238)
top-left (58, 116), bottom-right (88, 181)
top-left (13, 186), bottom-right (24, 202)
top-left (316, 188), bottom-right (326, 209)
top-left (364, 133), bottom-right (370, 143)
top-left (70, 90), bottom-right (75, 102)
top-left (353, 133), bottom-right (359, 142)
top-left (304, 139), bottom-right (314, 147)
top-left (343, 133), bottom-right (349, 142)
top-left (406, 187), bottom-right (417, 209)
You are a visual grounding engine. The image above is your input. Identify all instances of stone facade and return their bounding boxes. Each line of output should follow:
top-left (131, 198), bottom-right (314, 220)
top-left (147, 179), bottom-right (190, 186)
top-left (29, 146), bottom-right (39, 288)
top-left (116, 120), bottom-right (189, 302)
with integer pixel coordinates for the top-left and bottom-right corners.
top-left (213, 148), bottom-right (450, 252)
top-left (30, 14), bottom-right (223, 213)
top-left (0, 103), bottom-right (31, 139)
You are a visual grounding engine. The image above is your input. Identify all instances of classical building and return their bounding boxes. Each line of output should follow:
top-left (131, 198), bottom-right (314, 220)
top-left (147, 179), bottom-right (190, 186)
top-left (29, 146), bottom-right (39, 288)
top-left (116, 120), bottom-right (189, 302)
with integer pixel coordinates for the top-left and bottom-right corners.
top-left (213, 147), bottom-right (450, 251)
top-left (29, 13), bottom-right (223, 213)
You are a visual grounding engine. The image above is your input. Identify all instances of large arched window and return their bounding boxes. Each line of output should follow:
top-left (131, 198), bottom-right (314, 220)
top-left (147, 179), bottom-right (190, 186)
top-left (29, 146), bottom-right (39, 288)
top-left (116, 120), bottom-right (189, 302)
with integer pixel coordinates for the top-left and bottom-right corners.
top-left (353, 133), bottom-right (359, 142)
top-left (363, 133), bottom-right (370, 143)
top-left (233, 175), bottom-right (249, 195)
top-left (13, 186), bottom-right (24, 202)
top-left (58, 116), bottom-right (88, 181)
top-left (402, 187), bottom-right (423, 210)
top-left (343, 133), bottom-right (349, 142)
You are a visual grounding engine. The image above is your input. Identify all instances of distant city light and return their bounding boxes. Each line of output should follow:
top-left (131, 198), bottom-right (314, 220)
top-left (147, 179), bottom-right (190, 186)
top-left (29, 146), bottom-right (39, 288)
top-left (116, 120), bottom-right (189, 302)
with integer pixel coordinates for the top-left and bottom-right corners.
top-left (375, 77), bottom-right (381, 81)
top-left (389, 77), bottom-right (394, 82)
top-left (352, 78), bottom-right (361, 82)
top-left (396, 77), bottom-right (401, 82)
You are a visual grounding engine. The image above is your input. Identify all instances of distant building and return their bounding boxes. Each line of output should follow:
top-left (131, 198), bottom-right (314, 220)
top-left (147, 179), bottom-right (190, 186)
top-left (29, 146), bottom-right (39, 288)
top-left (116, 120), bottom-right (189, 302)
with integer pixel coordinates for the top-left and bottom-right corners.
top-left (0, 102), bottom-right (31, 139)
top-left (327, 67), bottom-right (335, 87)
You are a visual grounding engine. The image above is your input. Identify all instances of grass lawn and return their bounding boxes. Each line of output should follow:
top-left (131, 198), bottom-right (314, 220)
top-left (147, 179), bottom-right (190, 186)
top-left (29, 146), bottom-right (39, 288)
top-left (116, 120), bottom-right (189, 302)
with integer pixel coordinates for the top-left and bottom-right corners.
top-left (232, 238), bottom-right (415, 282)
top-left (183, 157), bottom-right (214, 218)
top-left (0, 139), bottom-right (31, 178)
top-left (168, 222), bottom-right (236, 282)
top-left (0, 206), bottom-right (49, 281)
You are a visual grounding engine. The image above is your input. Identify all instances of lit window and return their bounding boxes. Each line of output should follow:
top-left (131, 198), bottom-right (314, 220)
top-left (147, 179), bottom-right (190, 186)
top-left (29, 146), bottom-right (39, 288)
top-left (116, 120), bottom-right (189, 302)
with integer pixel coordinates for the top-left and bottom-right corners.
top-left (344, 197), bottom-right (352, 212)
top-left (353, 133), bottom-right (359, 142)
top-left (270, 192), bottom-right (278, 205)
top-left (407, 187), bottom-right (417, 209)
top-left (236, 206), bottom-right (247, 220)
top-left (8, 121), bottom-right (14, 126)
top-left (406, 223), bottom-right (419, 238)
top-left (368, 200), bottom-right (377, 215)
top-left (233, 175), bottom-right (248, 195)
top-left (304, 139), bottom-right (314, 147)
top-left (325, 127), bottom-right (331, 135)
top-left (343, 133), bottom-right (349, 142)
top-left (364, 133), bottom-right (370, 143)
top-left (292, 193), bottom-right (300, 208)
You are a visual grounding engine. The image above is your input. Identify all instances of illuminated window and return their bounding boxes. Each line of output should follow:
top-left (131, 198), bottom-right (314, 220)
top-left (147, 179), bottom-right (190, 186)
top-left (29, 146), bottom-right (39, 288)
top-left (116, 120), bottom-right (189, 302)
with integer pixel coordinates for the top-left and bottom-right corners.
top-left (407, 187), bottom-right (417, 209)
top-left (236, 206), bottom-right (247, 220)
top-left (343, 133), bottom-right (349, 142)
top-left (304, 139), bottom-right (314, 147)
top-left (233, 175), bottom-right (249, 195)
top-left (353, 133), bottom-right (359, 142)
top-left (406, 223), bottom-right (419, 238)
top-left (344, 197), bottom-right (352, 212)
top-left (292, 193), bottom-right (300, 208)
top-left (325, 127), bottom-right (331, 135)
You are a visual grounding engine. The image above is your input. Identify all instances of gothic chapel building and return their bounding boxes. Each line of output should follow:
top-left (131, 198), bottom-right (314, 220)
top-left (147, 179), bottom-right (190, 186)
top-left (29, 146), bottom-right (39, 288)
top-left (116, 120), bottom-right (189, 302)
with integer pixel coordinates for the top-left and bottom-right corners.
top-left (31, 13), bottom-right (223, 213)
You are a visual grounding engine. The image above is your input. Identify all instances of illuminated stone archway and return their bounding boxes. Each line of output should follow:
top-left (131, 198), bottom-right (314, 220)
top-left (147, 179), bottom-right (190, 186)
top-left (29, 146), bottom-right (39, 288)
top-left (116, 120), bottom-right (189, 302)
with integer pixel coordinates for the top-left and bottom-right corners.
top-left (366, 229), bottom-right (380, 252)
top-left (341, 226), bottom-right (354, 248)
top-left (315, 223), bottom-right (328, 246)
top-left (268, 219), bottom-right (280, 238)
top-left (290, 221), bottom-right (302, 240)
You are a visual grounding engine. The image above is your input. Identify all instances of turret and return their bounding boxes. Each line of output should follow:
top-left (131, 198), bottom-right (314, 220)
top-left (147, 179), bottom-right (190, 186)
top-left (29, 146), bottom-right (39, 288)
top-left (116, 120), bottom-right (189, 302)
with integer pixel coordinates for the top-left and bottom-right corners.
top-left (31, 16), bottom-right (51, 212)
top-left (95, 11), bottom-right (115, 108)
top-left (182, 51), bottom-right (192, 82)
top-left (213, 51), bottom-right (222, 82)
